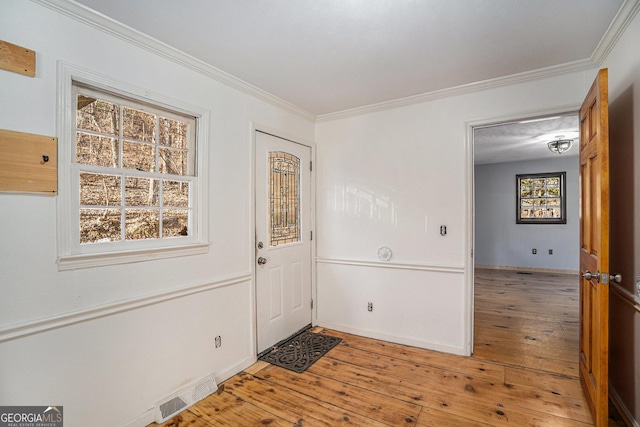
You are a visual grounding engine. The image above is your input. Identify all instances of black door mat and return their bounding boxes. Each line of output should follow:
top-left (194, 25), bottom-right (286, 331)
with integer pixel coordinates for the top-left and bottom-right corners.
top-left (258, 330), bottom-right (342, 373)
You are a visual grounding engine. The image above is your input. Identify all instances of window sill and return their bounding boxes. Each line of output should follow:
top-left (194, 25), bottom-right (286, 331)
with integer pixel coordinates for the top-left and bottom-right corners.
top-left (57, 243), bottom-right (209, 271)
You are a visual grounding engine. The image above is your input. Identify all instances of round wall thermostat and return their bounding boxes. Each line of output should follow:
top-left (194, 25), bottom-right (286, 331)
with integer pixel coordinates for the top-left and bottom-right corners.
top-left (377, 246), bottom-right (392, 261)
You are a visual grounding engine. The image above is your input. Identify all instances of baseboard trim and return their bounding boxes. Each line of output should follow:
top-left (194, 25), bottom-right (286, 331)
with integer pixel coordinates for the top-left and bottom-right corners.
top-left (119, 408), bottom-right (155, 427)
top-left (316, 321), bottom-right (467, 356)
top-left (610, 385), bottom-right (639, 427)
top-left (0, 272), bottom-right (252, 343)
top-left (218, 355), bottom-right (257, 382)
top-left (118, 354), bottom-right (255, 427)
top-left (475, 264), bottom-right (579, 275)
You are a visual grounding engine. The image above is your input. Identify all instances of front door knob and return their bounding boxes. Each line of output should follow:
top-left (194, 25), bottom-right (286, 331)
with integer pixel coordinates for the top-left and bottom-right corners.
top-left (257, 257), bottom-right (267, 265)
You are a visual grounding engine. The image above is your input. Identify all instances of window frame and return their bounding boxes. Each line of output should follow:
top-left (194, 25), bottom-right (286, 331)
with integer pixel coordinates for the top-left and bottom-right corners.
top-left (516, 171), bottom-right (567, 225)
top-left (57, 62), bottom-right (209, 270)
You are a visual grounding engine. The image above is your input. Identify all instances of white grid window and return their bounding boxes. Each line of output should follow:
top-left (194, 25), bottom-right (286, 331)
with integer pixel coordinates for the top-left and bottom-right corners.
top-left (57, 64), bottom-right (209, 270)
top-left (75, 85), bottom-right (196, 244)
top-left (516, 172), bottom-right (566, 224)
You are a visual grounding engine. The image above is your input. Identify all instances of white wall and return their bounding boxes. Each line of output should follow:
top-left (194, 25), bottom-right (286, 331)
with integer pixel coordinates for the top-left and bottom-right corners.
top-left (601, 4), bottom-right (640, 424)
top-left (0, 1), bottom-right (314, 426)
top-left (315, 69), bottom-right (597, 356)
top-left (474, 156), bottom-right (580, 271)
top-left (3, 1), bottom-right (638, 425)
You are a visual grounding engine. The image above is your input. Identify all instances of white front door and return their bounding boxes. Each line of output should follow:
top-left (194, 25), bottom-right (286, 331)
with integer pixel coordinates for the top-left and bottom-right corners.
top-left (255, 131), bottom-right (312, 354)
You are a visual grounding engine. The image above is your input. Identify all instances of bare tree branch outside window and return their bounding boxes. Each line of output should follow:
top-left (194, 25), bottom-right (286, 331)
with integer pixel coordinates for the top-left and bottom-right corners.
top-left (75, 90), bottom-right (195, 244)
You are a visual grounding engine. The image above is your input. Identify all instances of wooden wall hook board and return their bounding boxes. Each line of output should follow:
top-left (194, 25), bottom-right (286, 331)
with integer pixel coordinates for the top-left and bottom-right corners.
top-left (0, 129), bottom-right (57, 194)
top-left (0, 40), bottom-right (36, 77)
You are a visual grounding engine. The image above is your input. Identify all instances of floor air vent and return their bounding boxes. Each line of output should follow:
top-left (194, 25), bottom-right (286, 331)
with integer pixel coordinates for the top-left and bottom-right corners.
top-left (155, 375), bottom-right (217, 423)
top-left (158, 396), bottom-right (188, 422)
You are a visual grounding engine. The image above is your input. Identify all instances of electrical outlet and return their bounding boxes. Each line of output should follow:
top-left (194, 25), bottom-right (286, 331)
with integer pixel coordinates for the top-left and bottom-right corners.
top-left (532, 248), bottom-right (537, 254)
top-left (214, 335), bottom-right (222, 348)
top-left (548, 249), bottom-right (553, 255)
top-left (367, 302), bottom-right (373, 312)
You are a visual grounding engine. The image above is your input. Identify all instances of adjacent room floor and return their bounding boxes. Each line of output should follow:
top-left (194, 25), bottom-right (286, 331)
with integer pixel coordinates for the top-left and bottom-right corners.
top-left (151, 268), bottom-right (627, 426)
top-left (473, 268), bottom-right (581, 376)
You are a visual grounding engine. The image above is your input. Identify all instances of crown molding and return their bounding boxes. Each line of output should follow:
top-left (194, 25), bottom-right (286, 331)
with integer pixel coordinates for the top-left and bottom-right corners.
top-left (317, 0), bottom-right (640, 123)
top-left (316, 59), bottom-right (597, 122)
top-left (32, 0), bottom-right (639, 124)
top-left (591, 0), bottom-right (640, 65)
top-left (31, 0), bottom-right (316, 122)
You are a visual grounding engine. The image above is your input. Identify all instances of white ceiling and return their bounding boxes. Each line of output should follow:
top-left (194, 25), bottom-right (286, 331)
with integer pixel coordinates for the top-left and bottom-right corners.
top-left (474, 114), bottom-right (580, 165)
top-left (72, 0), bottom-right (623, 116)
top-left (68, 0), bottom-right (625, 164)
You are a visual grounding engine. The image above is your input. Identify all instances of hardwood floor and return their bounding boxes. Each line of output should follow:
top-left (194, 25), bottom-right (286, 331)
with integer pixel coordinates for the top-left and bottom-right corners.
top-left (151, 268), bottom-right (627, 426)
top-left (473, 268), bottom-right (580, 377)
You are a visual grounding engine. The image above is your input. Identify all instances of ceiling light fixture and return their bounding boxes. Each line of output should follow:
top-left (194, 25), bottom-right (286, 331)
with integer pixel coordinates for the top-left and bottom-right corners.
top-left (547, 135), bottom-right (573, 155)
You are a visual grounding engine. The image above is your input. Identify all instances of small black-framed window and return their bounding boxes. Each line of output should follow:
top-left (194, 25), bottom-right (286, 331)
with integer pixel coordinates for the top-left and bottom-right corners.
top-left (516, 172), bottom-right (566, 224)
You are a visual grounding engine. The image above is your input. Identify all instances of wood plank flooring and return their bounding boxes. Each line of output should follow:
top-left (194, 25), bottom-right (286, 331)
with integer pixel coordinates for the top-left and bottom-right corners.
top-left (473, 268), bottom-right (581, 377)
top-left (150, 268), bottom-right (627, 426)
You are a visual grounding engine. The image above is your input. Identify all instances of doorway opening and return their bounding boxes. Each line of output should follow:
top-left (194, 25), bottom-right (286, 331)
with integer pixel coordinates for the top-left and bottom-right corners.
top-left (471, 112), bottom-right (581, 375)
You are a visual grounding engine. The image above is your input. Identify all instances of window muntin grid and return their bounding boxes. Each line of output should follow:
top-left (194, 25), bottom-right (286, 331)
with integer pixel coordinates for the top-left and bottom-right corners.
top-left (75, 87), bottom-right (195, 244)
top-left (516, 172), bottom-right (566, 224)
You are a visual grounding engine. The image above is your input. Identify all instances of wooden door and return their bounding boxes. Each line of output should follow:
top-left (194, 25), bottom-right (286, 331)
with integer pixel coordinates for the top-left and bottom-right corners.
top-left (255, 131), bottom-right (312, 354)
top-left (579, 68), bottom-right (610, 426)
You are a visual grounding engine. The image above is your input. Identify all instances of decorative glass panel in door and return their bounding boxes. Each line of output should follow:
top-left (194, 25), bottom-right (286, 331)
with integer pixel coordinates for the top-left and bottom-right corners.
top-left (269, 151), bottom-right (300, 246)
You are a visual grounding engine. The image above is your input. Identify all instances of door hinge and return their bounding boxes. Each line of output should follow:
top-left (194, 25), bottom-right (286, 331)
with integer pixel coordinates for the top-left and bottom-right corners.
top-left (310, 230), bottom-right (313, 241)
top-left (310, 299), bottom-right (314, 310)
top-left (310, 161), bottom-right (313, 171)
